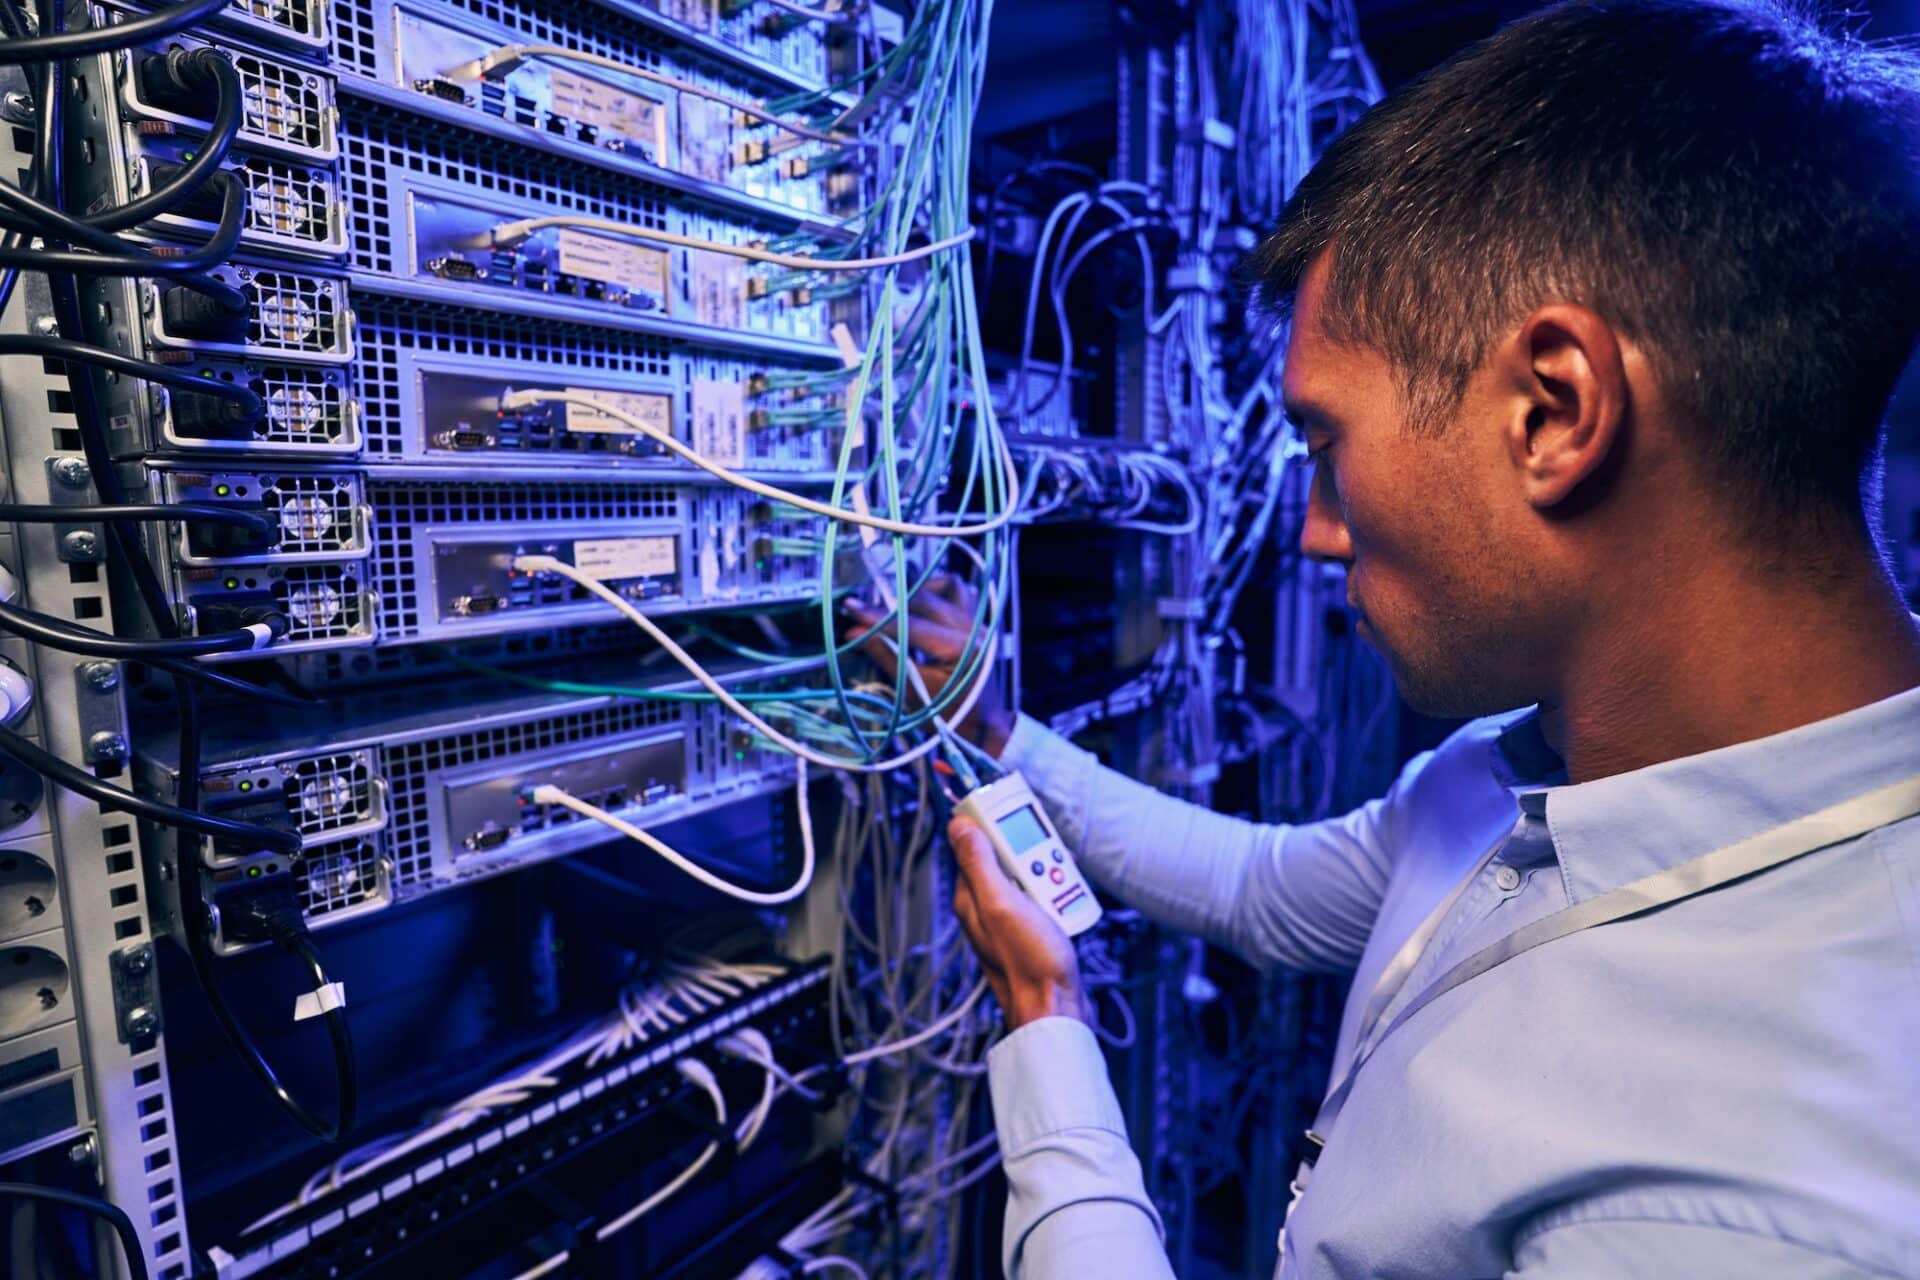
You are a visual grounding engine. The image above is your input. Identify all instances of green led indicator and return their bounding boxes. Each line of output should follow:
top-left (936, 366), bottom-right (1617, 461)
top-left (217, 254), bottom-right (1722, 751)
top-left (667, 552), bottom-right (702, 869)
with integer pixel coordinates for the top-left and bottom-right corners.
top-left (246, 865), bottom-right (262, 878)
top-left (224, 577), bottom-right (240, 590)
top-left (214, 484), bottom-right (230, 496)
top-left (238, 780), bottom-right (252, 791)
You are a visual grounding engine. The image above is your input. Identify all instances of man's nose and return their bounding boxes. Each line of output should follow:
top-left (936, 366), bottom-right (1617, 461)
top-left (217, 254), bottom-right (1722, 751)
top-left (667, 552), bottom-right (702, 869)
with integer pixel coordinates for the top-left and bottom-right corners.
top-left (1298, 466), bottom-right (1353, 566)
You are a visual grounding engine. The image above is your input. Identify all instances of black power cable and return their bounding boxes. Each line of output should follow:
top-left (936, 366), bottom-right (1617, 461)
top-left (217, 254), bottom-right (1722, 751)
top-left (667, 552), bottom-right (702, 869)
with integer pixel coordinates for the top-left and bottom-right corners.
top-left (0, 597), bottom-right (286, 659)
top-left (8, 0), bottom-right (356, 1144)
top-left (0, 721), bottom-right (299, 856)
top-left (0, 1182), bottom-right (151, 1280)
top-left (0, 502), bottom-right (277, 540)
top-left (0, 0), bottom-right (227, 63)
top-left (0, 335), bottom-right (264, 420)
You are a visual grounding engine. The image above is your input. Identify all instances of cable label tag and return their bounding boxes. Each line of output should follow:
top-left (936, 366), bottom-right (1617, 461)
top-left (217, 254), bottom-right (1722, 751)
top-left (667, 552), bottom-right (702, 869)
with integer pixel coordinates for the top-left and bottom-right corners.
top-left (690, 379), bottom-right (747, 466)
top-left (690, 252), bottom-right (747, 329)
top-left (294, 981), bottom-right (346, 1022)
top-left (573, 536), bottom-right (677, 582)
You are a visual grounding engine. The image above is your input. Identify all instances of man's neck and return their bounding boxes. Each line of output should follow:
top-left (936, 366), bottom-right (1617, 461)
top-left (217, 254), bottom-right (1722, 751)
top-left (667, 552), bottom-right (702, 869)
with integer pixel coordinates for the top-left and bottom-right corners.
top-left (1539, 559), bottom-right (1920, 784)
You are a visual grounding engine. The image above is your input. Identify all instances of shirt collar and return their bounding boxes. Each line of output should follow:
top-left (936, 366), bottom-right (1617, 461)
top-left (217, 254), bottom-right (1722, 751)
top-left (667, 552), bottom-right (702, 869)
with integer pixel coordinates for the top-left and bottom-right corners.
top-left (1489, 684), bottom-right (1920, 906)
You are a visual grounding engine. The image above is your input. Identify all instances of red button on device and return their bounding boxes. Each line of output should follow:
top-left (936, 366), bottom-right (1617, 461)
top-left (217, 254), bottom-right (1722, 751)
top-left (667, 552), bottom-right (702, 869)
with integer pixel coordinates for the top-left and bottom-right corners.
top-left (1048, 867), bottom-right (1066, 885)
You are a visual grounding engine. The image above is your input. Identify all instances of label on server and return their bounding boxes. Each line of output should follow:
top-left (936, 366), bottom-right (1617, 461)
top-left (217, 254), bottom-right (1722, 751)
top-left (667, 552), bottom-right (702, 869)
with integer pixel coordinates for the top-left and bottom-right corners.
top-left (563, 388), bottom-right (673, 438)
top-left (678, 96), bottom-right (732, 183)
top-left (548, 68), bottom-right (667, 161)
top-left (556, 229), bottom-right (670, 298)
top-left (573, 536), bottom-right (677, 581)
top-left (690, 379), bottom-right (747, 466)
top-left (690, 251), bottom-right (747, 329)
top-left (659, 0), bottom-right (714, 31)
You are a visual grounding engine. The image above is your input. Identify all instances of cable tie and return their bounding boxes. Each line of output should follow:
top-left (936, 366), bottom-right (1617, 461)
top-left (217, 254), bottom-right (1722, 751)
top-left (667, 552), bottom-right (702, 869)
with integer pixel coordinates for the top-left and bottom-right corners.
top-left (293, 980), bottom-right (346, 1022)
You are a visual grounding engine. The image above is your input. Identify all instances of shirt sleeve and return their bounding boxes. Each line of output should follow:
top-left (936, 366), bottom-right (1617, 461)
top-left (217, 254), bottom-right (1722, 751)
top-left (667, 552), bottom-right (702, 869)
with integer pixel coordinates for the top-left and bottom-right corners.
top-left (1509, 1217), bottom-right (1882, 1279)
top-left (987, 1016), bottom-right (1174, 1280)
top-left (1000, 713), bottom-right (1425, 974)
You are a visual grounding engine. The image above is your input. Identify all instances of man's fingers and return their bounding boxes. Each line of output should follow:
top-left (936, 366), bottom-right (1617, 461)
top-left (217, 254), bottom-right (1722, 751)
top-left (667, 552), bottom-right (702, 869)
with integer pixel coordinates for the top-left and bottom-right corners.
top-left (841, 617), bottom-right (900, 679)
top-left (842, 601), bottom-right (971, 667)
top-left (907, 581), bottom-right (969, 629)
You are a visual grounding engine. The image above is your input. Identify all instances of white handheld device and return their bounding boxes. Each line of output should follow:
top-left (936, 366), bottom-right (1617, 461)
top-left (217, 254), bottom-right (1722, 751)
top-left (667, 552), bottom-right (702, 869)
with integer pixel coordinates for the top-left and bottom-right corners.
top-left (952, 772), bottom-right (1102, 937)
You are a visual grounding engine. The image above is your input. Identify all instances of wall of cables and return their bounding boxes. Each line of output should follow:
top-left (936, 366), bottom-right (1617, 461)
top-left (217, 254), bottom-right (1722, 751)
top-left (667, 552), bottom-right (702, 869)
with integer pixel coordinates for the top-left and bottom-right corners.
top-left (0, 0), bottom-right (1391, 1277)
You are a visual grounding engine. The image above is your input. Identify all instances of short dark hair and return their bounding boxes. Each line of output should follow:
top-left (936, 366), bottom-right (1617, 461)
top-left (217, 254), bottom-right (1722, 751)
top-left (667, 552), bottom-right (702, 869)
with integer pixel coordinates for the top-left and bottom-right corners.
top-left (1247, 0), bottom-right (1920, 526)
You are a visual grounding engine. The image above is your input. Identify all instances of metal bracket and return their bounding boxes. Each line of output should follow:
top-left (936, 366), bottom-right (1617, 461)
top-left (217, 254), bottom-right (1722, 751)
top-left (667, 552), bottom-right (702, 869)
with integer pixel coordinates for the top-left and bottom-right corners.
top-left (73, 661), bottom-right (126, 763)
top-left (109, 943), bottom-right (160, 1043)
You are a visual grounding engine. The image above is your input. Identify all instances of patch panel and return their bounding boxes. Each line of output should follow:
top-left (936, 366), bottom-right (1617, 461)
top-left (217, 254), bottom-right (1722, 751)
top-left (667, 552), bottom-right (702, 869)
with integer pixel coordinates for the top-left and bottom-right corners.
top-left (136, 661), bottom-right (803, 929)
top-left (201, 961), bottom-right (834, 1280)
top-left (90, 8), bottom-right (340, 163)
top-left (366, 478), bottom-right (823, 644)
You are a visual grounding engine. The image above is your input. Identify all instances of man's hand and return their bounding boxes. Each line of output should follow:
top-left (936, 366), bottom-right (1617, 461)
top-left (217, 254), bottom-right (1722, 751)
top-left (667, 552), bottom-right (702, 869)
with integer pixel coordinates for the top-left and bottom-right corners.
top-left (948, 816), bottom-right (1089, 1031)
top-left (842, 574), bottom-right (1013, 757)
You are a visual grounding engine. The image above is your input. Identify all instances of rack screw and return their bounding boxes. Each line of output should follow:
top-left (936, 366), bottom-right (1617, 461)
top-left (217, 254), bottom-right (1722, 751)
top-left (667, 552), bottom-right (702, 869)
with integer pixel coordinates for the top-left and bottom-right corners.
top-left (60, 529), bottom-right (100, 560)
top-left (50, 457), bottom-right (91, 489)
top-left (0, 91), bottom-right (31, 126)
top-left (125, 1006), bottom-right (158, 1038)
top-left (121, 944), bottom-right (151, 975)
top-left (87, 731), bottom-right (127, 762)
top-left (81, 661), bottom-right (120, 691)
top-left (66, 1136), bottom-right (95, 1167)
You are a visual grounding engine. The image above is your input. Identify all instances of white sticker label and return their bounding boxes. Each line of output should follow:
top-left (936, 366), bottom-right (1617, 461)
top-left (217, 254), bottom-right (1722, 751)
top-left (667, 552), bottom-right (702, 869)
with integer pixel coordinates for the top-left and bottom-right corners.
top-left (563, 388), bottom-right (673, 438)
top-left (690, 379), bottom-right (747, 467)
top-left (661, 0), bottom-right (714, 32)
top-left (690, 251), bottom-right (747, 329)
top-left (573, 536), bottom-right (677, 582)
top-left (548, 67), bottom-right (666, 159)
top-left (678, 95), bottom-right (732, 183)
top-left (556, 229), bottom-right (670, 298)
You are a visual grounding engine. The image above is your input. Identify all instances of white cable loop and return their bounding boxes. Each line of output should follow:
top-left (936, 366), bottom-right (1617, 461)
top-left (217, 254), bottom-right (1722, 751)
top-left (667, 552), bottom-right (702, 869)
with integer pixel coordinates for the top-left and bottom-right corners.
top-left (485, 215), bottom-right (974, 271)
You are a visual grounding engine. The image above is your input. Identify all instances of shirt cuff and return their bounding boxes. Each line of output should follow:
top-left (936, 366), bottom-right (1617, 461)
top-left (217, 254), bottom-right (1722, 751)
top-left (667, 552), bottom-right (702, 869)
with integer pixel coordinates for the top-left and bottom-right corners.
top-left (987, 1016), bottom-right (1128, 1151)
top-left (1000, 712), bottom-right (1071, 776)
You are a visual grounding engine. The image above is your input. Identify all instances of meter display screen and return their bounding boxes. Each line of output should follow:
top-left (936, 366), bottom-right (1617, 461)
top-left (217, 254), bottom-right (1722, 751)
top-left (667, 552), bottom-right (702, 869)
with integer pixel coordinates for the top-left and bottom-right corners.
top-left (998, 804), bottom-right (1051, 854)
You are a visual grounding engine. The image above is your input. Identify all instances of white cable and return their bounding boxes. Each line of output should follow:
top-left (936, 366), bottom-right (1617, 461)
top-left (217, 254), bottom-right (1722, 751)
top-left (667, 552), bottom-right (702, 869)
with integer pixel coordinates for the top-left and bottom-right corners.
top-left (499, 391), bottom-right (1017, 538)
top-left (800, 1257), bottom-right (870, 1278)
top-left (508, 554), bottom-right (1000, 774)
top-left (444, 44), bottom-right (851, 143)
top-left (596, 1059), bottom-right (728, 1241)
top-left (841, 976), bottom-right (989, 1066)
top-left (486, 215), bottom-right (974, 271)
top-left (531, 760), bottom-right (814, 905)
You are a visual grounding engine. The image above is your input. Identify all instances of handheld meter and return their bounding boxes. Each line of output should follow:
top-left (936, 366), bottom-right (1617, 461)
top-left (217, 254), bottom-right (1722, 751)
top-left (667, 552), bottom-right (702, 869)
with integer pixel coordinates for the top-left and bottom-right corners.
top-left (952, 772), bottom-right (1102, 937)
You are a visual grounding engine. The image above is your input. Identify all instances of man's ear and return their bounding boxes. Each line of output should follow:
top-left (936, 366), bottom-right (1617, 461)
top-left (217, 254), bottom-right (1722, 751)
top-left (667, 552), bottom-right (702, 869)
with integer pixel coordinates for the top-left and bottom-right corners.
top-left (1499, 304), bottom-right (1630, 510)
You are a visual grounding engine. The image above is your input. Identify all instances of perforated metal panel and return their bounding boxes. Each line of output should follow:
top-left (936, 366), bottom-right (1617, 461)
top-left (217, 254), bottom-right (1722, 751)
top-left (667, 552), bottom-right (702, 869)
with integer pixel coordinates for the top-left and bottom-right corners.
top-left (355, 298), bottom-right (672, 456)
top-left (367, 478), bottom-right (680, 637)
top-left (295, 836), bottom-right (384, 918)
top-left (340, 98), bottom-right (673, 278)
top-left (381, 701), bottom-right (681, 888)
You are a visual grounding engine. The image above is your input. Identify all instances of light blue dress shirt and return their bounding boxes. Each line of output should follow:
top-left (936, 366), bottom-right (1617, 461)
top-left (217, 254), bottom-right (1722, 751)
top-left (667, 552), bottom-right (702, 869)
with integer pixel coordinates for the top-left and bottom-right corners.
top-left (984, 686), bottom-right (1920, 1278)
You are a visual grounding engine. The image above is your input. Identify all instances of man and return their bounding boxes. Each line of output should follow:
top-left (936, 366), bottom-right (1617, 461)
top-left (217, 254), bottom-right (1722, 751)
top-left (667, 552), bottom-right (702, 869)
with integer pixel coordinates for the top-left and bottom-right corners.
top-left (849, 0), bottom-right (1920, 1275)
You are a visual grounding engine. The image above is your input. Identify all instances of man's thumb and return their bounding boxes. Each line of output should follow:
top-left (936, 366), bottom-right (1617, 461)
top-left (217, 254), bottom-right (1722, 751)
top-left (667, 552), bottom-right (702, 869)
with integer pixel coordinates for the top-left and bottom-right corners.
top-left (948, 818), bottom-right (1011, 901)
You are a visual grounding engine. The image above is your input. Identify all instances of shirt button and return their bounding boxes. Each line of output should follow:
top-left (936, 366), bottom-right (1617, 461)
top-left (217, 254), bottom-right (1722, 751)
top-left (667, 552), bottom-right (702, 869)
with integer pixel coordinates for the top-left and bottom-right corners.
top-left (1494, 865), bottom-right (1522, 892)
